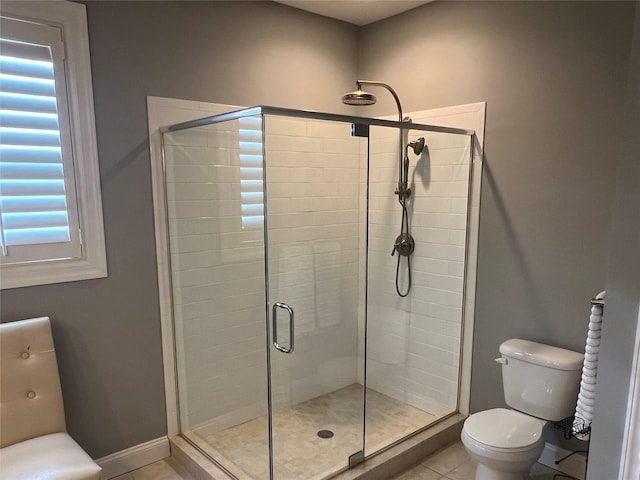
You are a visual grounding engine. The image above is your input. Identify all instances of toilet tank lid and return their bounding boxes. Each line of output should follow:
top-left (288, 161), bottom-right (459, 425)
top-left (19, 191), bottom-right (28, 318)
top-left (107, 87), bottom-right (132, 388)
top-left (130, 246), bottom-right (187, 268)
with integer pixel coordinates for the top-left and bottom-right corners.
top-left (499, 339), bottom-right (584, 371)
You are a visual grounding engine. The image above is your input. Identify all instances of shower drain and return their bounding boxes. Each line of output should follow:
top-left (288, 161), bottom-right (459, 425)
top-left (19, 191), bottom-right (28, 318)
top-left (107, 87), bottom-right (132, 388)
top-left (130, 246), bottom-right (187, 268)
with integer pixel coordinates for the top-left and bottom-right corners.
top-left (317, 430), bottom-right (334, 439)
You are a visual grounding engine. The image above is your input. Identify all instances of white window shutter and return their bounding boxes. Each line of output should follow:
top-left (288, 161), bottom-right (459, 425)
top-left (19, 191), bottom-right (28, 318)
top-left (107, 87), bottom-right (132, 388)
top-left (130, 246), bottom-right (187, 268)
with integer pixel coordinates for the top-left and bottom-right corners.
top-left (0, 16), bottom-right (82, 265)
top-left (239, 116), bottom-right (264, 229)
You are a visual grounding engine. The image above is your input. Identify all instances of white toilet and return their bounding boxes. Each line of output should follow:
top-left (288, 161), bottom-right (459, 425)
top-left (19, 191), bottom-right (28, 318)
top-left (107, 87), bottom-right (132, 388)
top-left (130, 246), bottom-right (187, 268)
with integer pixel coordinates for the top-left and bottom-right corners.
top-left (461, 338), bottom-right (584, 480)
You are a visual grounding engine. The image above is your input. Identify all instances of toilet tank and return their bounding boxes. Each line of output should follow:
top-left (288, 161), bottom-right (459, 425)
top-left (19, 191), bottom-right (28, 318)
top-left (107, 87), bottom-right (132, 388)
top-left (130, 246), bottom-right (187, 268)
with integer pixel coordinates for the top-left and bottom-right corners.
top-left (499, 339), bottom-right (584, 421)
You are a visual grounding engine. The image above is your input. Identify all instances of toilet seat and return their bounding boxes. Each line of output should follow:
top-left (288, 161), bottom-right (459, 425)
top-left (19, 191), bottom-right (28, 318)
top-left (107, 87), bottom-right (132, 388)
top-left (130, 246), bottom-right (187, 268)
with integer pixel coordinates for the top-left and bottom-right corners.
top-left (463, 408), bottom-right (546, 453)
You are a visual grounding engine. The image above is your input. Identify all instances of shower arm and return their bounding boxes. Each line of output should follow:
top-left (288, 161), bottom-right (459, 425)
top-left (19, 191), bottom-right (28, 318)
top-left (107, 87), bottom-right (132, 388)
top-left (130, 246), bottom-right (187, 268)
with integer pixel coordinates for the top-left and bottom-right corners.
top-left (356, 80), bottom-right (409, 196)
top-left (356, 80), bottom-right (403, 122)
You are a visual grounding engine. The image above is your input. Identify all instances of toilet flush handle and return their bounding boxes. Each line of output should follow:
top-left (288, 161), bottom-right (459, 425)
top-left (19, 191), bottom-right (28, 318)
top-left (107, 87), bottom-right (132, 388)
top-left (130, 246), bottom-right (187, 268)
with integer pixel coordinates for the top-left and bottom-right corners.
top-left (495, 357), bottom-right (508, 365)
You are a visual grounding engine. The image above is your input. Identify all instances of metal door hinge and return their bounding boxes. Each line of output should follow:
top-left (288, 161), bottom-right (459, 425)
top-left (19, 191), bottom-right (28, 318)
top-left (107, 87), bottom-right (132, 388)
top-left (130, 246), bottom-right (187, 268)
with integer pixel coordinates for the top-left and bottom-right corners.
top-left (351, 123), bottom-right (369, 138)
top-left (348, 450), bottom-right (364, 468)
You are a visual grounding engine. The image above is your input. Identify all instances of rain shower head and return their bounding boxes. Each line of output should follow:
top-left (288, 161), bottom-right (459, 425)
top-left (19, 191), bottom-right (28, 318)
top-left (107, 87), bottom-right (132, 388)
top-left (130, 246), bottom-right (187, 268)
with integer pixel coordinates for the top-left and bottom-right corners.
top-left (342, 88), bottom-right (377, 106)
top-left (342, 80), bottom-right (403, 123)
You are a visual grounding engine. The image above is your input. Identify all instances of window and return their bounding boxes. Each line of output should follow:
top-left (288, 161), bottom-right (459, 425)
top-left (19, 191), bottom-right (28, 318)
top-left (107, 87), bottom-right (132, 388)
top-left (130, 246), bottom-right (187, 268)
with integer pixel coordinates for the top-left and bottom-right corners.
top-left (0, 1), bottom-right (106, 289)
top-left (238, 116), bottom-right (264, 229)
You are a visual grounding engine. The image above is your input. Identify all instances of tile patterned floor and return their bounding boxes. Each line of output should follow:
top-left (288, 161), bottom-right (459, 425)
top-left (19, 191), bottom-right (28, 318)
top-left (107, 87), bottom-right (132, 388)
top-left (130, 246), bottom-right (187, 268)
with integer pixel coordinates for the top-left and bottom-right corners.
top-left (194, 384), bottom-right (441, 480)
top-left (390, 441), bottom-right (559, 480)
top-left (114, 441), bottom-right (561, 480)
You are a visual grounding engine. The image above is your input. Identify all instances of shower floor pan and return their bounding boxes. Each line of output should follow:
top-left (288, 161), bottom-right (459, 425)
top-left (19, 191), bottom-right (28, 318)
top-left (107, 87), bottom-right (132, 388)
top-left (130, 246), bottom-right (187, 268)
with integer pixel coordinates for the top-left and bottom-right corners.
top-left (172, 385), bottom-right (464, 480)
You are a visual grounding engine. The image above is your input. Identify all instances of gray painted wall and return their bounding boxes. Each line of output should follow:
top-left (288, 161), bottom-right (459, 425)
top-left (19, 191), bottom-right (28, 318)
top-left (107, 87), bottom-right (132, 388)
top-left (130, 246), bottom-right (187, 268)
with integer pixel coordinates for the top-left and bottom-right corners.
top-left (1, 0), bottom-right (638, 468)
top-left (588, 5), bottom-right (640, 478)
top-left (358, 0), bottom-right (636, 453)
top-left (0, 1), bottom-right (358, 458)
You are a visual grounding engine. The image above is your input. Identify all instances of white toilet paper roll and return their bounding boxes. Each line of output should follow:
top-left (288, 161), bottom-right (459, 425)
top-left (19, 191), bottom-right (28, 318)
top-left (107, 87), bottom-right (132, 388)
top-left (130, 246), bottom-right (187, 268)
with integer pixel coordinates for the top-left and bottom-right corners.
top-left (573, 292), bottom-right (605, 439)
top-left (576, 410), bottom-right (593, 425)
top-left (586, 338), bottom-right (601, 347)
top-left (576, 403), bottom-right (592, 415)
top-left (579, 388), bottom-right (596, 399)
top-left (576, 404), bottom-right (592, 416)
top-left (578, 393), bottom-right (595, 406)
top-left (576, 406), bottom-right (592, 418)
top-left (578, 402), bottom-right (594, 414)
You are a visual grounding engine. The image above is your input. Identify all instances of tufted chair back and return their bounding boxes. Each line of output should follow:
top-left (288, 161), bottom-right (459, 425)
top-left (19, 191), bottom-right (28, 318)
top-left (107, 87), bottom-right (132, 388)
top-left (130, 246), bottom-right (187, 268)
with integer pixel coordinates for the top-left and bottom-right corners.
top-left (0, 317), bottom-right (66, 448)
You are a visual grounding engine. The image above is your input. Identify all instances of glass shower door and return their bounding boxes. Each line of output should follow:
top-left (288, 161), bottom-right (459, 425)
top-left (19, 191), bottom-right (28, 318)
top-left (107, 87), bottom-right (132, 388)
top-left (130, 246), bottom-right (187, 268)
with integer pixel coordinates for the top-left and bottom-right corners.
top-left (364, 124), bottom-right (472, 456)
top-left (264, 115), bottom-right (368, 480)
top-left (164, 116), bottom-right (271, 480)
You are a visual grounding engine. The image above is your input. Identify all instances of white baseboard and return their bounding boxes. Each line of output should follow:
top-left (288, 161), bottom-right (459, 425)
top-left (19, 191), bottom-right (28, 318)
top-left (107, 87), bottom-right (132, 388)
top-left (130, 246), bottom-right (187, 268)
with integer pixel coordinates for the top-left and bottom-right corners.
top-left (538, 442), bottom-right (587, 480)
top-left (96, 436), bottom-right (170, 479)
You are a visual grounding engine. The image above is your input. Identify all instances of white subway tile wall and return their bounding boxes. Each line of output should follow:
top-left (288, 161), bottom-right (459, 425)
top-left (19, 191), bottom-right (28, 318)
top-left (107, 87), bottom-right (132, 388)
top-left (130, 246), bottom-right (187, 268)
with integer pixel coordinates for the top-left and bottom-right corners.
top-left (365, 124), bottom-right (471, 422)
top-left (264, 116), bottom-right (366, 410)
top-left (164, 115), bottom-right (368, 436)
top-left (163, 108), bottom-right (474, 449)
top-left (165, 118), bottom-right (269, 434)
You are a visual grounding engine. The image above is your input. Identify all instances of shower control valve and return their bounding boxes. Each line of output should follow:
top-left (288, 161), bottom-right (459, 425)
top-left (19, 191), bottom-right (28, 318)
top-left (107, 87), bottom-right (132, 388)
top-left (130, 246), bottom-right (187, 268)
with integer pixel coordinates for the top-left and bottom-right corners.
top-left (391, 233), bottom-right (415, 257)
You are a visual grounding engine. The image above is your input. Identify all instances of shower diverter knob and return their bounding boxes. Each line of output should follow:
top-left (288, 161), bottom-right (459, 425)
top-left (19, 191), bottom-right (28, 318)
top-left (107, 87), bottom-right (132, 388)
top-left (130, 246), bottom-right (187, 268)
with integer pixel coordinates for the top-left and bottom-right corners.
top-left (392, 233), bottom-right (415, 257)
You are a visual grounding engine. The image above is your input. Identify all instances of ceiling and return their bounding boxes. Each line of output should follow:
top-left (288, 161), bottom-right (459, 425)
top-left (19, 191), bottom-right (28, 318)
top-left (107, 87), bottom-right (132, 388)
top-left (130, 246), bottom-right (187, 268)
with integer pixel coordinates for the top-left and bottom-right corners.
top-left (274, 0), bottom-right (433, 26)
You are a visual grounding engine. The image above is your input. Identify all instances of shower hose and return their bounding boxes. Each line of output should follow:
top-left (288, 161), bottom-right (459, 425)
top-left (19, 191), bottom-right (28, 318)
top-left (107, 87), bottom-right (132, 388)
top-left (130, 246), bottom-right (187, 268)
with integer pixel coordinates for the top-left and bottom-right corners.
top-left (395, 188), bottom-right (412, 298)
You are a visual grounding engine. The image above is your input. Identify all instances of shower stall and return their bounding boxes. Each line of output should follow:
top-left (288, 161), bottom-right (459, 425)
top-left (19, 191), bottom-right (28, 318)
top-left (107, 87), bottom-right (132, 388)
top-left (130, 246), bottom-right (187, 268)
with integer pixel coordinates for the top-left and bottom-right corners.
top-left (160, 106), bottom-right (475, 480)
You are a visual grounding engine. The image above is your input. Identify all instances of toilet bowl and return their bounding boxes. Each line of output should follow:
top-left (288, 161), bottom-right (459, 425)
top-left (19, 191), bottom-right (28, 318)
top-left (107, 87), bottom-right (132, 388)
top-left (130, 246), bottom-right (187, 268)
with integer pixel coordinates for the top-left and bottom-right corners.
top-left (460, 340), bottom-right (583, 480)
top-left (461, 408), bottom-right (546, 480)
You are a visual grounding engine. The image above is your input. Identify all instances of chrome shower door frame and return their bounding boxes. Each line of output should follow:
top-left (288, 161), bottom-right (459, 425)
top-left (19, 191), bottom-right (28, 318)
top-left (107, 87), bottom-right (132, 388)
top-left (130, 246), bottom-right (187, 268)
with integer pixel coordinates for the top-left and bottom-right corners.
top-left (161, 105), bottom-right (476, 480)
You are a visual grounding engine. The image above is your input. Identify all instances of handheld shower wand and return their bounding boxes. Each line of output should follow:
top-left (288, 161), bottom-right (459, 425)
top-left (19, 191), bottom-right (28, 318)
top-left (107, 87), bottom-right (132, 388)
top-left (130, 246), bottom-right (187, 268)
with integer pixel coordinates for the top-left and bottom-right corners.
top-left (390, 138), bottom-right (425, 297)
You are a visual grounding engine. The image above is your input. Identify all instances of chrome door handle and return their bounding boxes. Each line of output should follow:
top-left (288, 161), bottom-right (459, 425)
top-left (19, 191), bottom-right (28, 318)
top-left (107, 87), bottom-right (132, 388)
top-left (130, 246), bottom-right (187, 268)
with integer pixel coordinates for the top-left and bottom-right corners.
top-left (272, 302), bottom-right (294, 354)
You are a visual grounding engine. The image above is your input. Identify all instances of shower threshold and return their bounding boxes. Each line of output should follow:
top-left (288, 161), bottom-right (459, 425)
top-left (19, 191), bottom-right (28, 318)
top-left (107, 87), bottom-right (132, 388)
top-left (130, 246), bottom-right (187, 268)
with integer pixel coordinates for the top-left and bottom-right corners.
top-left (172, 414), bottom-right (464, 480)
top-left (170, 386), bottom-right (465, 480)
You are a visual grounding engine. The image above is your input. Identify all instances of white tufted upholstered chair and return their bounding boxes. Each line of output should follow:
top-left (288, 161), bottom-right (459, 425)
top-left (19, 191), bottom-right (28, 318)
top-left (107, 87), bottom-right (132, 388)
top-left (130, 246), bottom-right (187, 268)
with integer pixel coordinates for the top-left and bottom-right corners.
top-left (0, 316), bottom-right (102, 480)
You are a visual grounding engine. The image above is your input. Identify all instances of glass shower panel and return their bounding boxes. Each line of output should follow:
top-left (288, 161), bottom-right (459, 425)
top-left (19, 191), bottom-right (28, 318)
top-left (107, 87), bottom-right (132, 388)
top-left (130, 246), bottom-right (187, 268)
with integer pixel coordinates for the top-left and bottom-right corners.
top-left (163, 117), bottom-right (270, 479)
top-left (365, 125), bottom-right (472, 456)
top-left (264, 115), bottom-right (367, 480)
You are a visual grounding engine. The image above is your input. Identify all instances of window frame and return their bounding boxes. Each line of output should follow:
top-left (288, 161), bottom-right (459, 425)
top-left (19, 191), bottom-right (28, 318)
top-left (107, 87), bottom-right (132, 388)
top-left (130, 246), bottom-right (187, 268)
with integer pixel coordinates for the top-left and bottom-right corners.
top-left (0, 0), bottom-right (106, 289)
